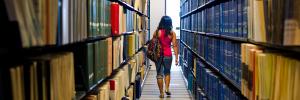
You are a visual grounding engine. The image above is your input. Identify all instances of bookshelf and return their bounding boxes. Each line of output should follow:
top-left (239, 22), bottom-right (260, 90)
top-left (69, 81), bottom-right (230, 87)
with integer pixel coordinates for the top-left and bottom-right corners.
top-left (1, 0), bottom-right (150, 100)
top-left (180, 66), bottom-right (208, 99)
top-left (181, 40), bottom-right (241, 91)
top-left (181, 29), bottom-right (300, 54)
top-left (76, 45), bottom-right (147, 100)
top-left (180, 0), bottom-right (300, 100)
top-left (111, 0), bottom-right (149, 18)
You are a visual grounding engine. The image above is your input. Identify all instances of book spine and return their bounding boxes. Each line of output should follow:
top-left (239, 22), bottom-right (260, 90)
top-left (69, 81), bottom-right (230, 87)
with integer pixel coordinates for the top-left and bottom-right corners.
top-left (111, 2), bottom-right (120, 36)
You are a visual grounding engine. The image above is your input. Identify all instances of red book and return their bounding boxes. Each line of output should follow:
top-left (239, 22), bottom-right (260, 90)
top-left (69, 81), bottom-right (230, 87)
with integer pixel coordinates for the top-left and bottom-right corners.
top-left (109, 80), bottom-right (115, 90)
top-left (111, 2), bottom-right (119, 36)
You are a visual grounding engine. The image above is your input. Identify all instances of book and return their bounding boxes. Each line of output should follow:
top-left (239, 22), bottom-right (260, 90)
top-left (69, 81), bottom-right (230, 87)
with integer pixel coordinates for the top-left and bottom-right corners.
top-left (111, 2), bottom-right (120, 36)
top-left (241, 43), bottom-right (300, 99)
top-left (74, 43), bottom-right (95, 91)
top-left (6, 52), bottom-right (75, 100)
top-left (2, 0), bottom-right (90, 47)
top-left (246, 0), bottom-right (300, 45)
top-left (113, 37), bottom-right (121, 70)
top-left (99, 38), bottom-right (113, 78)
top-left (84, 95), bottom-right (97, 100)
top-left (97, 81), bottom-right (110, 100)
top-left (194, 58), bottom-right (241, 100)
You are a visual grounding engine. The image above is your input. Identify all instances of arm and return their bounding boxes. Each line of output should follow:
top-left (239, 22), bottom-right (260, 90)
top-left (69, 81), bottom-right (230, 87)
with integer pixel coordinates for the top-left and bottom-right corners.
top-left (171, 31), bottom-right (179, 65)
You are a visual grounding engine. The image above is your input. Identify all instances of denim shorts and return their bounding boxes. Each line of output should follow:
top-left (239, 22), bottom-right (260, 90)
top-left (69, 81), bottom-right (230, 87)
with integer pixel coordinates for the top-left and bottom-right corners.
top-left (155, 56), bottom-right (173, 79)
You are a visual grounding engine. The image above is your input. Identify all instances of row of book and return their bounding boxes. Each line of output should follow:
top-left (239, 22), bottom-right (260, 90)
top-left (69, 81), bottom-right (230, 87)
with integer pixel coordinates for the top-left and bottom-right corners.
top-left (110, 2), bottom-right (148, 36)
top-left (0, 52), bottom-right (75, 100)
top-left (0, 41), bottom-right (147, 100)
top-left (2, 0), bottom-right (149, 48)
top-left (2, 0), bottom-right (88, 47)
top-left (88, 0), bottom-right (111, 37)
top-left (241, 43), bottom-right (300, 100)
top-left (121, 0), bottom-right (148, 15)
top-left (181, 30), bottom-right (242, 87)
top-left (181, 32), bottom-right (300, 100)
top-left (74, 32), bottom-right (146, 91)
top-left (180, 0), bottom-right (215, 16)
top-left (179, 45), bottom-right (242, 100)
top-left (247, 0), bottom-right (300, 45)
top-left (181, 0), bottom-right (248, 38)
top-left (196, 59), bottom-right (241, 100)
top-left (181, 0), bottom-right (300, 45)
top-left (83, 52), bottom-right (147, 100)
top-left (123, 32), bottom-right (146, 60)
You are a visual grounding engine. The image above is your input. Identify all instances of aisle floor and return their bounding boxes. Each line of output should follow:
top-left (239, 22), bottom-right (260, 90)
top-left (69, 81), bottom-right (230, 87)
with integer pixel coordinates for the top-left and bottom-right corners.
top-left (140, 60), bottom-right (192, 100)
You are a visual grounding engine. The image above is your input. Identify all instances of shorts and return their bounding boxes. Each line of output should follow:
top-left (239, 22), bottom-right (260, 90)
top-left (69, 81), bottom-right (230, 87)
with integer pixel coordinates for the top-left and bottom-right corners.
top-left (155, 56), bottom-right (173, 79)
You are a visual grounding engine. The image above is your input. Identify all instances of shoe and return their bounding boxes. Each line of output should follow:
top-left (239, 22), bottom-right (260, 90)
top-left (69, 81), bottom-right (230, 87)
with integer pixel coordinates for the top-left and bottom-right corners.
top-left (165, 90), bottom-right (171, 95)
top-left (159, 94), bottom-right (164, 98)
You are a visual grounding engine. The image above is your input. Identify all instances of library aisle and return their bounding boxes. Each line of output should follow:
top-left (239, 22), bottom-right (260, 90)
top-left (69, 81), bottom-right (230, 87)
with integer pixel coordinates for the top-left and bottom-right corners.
top-left (140, 60), bottom-right (192, 100)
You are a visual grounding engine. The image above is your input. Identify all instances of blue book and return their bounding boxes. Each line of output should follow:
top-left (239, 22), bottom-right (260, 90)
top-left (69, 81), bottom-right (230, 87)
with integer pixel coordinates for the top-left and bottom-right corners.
top-left (220, 3), bottom-right (224, 35)
top-left (224, 41), bottom-right (228, 77)
top-left (234, 43), bottom-right (238, 84)
top-left (230, 42), bottom-right (236, 81)
top-left (230, 42), bottom-right (234, 82)
top-left (237, 44), bottom-right (242, 87)
top-left (237, 0), bottom-right (243, 38)
top-left (242, 0), bottom-right (248, 38)
top-left (57, 0), bottom-right (63, 45)
top-left (233, 0), bottom-right (238, 37)
top-left (219, 40), bottom-right (224, 72)
top-left (216, 5), bottom-right (221, 35)
top-left (223, 2), bottom-right (228, 35)
top-left (224, 2), bottom-right (229, 36)
top-left (229, 0), bottom-right (233, 37)
top-left (226, 41), bottom-right (231, 80)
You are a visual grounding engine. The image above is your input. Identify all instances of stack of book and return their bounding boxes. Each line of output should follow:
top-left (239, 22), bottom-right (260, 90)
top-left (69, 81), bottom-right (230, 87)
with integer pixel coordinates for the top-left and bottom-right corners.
top-left (0, 52), bottom-right (75, 100)
top-left (196, 60), bottom-right (241, 100)
top-left (247, 0), bottom-right (300, 45)
top-left (2, 0), bottom-right (89, 47)
top-left (241, 43), bottom-right (300, 100)
top-left (73, 38), bottom-right (113, 91)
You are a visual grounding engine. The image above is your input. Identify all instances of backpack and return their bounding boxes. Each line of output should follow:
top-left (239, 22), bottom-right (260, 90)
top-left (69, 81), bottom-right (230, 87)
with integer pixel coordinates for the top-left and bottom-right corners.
top-left (146, 30), bottom-right (161, 62)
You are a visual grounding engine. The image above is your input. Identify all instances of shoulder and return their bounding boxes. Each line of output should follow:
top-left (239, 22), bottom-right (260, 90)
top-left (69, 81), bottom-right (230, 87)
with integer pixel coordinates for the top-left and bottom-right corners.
top-left (171, 31), bottom-right (176, 37)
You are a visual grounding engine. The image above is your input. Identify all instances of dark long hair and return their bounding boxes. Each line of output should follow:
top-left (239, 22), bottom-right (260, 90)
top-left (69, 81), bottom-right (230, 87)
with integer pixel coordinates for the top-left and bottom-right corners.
top-left (157, 16), bottom-right (173, 36)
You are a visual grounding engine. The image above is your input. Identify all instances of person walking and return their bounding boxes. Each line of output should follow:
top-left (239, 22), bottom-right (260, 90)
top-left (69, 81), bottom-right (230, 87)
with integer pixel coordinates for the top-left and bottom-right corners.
top-left (153, 16), bottom-right (179, 98)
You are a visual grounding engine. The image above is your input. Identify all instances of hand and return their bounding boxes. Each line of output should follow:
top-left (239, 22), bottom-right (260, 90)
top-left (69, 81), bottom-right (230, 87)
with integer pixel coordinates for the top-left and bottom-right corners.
top-left (175, 59), bottom-right (178, 66)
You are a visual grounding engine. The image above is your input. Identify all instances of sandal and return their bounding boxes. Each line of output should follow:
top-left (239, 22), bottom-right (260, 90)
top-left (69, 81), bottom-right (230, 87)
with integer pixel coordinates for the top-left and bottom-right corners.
top-left (159, 94), bottom-right (164, 98)
top-left (165, 90), bottom-right (171, 95)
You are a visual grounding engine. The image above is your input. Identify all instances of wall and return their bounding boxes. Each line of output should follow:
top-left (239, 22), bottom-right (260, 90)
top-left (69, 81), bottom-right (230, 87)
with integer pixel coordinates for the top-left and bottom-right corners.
top-left (166, 0), bottom-right (180, 39)
top-left (150, 0), bottom-right (165, 37)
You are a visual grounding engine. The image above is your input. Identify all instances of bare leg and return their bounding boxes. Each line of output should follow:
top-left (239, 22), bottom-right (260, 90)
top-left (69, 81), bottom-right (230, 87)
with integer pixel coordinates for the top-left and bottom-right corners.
top-left (165, 74), bottom-right (170, 92)
top-left (157, 78), bottom-right (164, 97)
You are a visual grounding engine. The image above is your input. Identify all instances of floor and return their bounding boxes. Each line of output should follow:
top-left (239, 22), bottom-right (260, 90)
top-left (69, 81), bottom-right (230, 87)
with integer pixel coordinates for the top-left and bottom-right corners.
top-left (140, 59), bottom-right (192, 100)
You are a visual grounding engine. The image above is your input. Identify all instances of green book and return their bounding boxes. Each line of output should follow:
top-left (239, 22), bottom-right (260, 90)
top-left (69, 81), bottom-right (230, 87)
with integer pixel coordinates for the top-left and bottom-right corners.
top-left (87, 43), bottom-right (95, 88)
top-left (94, 41), bottom-right (102, 83)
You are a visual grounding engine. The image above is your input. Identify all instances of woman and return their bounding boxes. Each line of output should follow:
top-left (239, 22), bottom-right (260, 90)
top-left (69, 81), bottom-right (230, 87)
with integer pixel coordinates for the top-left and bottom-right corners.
top-left (153, 16), bottom-right (178, 98)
